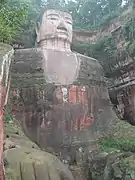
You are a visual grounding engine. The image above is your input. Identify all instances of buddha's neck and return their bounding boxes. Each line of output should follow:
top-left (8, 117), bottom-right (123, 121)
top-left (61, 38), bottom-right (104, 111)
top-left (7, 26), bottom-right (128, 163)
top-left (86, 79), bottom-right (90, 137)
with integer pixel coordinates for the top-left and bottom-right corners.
top-left (38, 39), bottom-right (71, 52)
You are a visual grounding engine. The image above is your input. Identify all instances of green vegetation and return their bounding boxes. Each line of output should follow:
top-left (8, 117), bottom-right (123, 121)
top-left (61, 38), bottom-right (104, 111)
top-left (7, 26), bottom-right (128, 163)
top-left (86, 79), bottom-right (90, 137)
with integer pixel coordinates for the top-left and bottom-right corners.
top-left (72, 35), bottom-right (119, 77)
top-left (123, 11), bottom-right (135, 57)
top-left (72, 4), bottom-right (135, 77)
top-left (4, 113), bottom-right (14, 123)
top-left (127, 40), bottom-right (135, 56)
top-left (99, 139), bottom-right (135, 152)
top-left (4, 101), bottom-right (14, 123)
top-left (0, 0), bottom-right (135, 77)
top-left (0, 0), bottom-right (134, 44)
top-left (0, 0), bottom-right (29, 43)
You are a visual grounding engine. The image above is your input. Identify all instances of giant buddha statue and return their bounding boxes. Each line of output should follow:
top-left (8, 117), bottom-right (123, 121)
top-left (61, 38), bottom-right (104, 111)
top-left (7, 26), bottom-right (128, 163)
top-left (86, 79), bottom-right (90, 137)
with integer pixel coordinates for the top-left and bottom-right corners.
top-left (11, 9), bottom-right (116, 158)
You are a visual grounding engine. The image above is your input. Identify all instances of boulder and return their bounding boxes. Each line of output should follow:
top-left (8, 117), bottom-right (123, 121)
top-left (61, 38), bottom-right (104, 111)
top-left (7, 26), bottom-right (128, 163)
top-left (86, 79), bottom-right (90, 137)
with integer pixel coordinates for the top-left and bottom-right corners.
top-left (89, 151), bottom-right (134, 180)
top-left (4, 122), bottom-right (75, 180)
top-left (104, 153), bottom-right (135, 180)
top-left (4, 147), bottom-right (74, 180)
top-left (88, 120), bottom-right (135, 180)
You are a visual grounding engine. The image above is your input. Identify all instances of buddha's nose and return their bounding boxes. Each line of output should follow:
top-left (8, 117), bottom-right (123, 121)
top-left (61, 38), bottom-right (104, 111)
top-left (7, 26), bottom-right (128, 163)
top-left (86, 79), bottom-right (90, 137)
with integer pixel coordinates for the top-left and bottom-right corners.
top-left (57, 20), bottom-right (67, 31)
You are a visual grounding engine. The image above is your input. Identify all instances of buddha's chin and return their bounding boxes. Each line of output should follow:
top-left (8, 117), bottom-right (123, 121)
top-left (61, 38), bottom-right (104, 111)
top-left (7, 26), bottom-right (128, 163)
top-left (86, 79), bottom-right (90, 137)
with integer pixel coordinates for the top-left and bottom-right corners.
top-left (55, 32), bottom-right (67, 39)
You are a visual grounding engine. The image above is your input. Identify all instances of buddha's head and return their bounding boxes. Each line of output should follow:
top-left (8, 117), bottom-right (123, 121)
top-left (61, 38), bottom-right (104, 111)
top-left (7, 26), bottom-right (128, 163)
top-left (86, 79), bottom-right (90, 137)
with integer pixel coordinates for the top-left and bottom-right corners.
top-left (36, 9), bottom-right (73, 46)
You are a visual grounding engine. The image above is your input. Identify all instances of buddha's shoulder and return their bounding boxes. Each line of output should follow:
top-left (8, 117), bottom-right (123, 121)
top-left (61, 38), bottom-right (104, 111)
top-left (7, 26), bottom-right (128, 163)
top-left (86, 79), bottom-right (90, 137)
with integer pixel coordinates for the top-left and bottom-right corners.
top-left (73, 51), bottom-right (102, 68)
top-left (14, 48), bottom-right (42, 61)
top-left (15, 47), bottom-right (41, 53)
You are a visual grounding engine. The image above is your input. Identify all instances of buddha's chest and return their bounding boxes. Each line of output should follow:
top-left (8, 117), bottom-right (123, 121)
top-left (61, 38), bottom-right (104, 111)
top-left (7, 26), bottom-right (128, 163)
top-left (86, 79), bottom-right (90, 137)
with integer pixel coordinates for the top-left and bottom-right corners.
top-left (41, 49), bottom-right (80, 85)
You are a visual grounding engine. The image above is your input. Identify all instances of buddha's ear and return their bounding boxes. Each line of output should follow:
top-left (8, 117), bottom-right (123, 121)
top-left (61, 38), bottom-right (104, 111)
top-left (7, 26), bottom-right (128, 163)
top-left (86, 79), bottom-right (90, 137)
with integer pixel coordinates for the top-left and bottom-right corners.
top-left (35, 22), bottom-right (40, 43)
top-left (35, 22), bottom-right (40, 35)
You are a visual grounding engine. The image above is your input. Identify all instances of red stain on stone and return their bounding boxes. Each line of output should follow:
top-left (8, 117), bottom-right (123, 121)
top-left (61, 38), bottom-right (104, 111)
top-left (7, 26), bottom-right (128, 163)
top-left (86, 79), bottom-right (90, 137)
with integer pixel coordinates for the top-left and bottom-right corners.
top-left (69, 86), bottom-right (77, 103)
top-left (0, 108), bottom-right (4, 180)
top-left (68, 85), bottom-right (94, 131)
top-left (13, 88), bottom-right (17, 97)
top-left (11, 84), bottom-right (95, 149)
top-left (80, 115), bottom-right (94, 130)
top-left (0, 85), bottom-right (4, 179)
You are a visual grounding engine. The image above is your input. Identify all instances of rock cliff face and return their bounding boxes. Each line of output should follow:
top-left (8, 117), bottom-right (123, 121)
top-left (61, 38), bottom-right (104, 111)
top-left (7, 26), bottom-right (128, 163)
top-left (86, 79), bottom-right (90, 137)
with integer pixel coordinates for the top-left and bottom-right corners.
top-left (4, 107), bottom-right (135, 180)
top-left (10, 47), bottom-right (116, 160)
top-left (0, 43), bottom-right (14, 180)
top-left (88, 120), bottom-right (135, 180)
top-left (4, 121), bottom-right (76, 180)
top-left (72, 7), bottom-right (135, 125)
top-left (72, 18), bottom-right (121, 45)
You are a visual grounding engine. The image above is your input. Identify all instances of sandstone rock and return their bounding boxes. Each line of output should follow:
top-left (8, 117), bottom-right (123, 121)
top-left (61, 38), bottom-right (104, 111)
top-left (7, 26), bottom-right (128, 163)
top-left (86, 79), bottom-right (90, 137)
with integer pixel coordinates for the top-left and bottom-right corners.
top-left (4, 147), bottom-right (75, 180)
top-left (90, 152), bottom-right (108, 180)
top-left (11, 8), bottom-right (117, 157)
top-left (4, 123), bottom-right (75, 180)
top-left (5, 168), bottom-right (17, 180)
top-left (87, 120), bottom-right (135, 180)
top-left (70, 166), bottom-right (87, 180)
top-left (104, 153), bottom-right (135, 180)
top-left (4, 139), bottom-right (18, 150)
top-left (90, 150), bottom-right (135, 180)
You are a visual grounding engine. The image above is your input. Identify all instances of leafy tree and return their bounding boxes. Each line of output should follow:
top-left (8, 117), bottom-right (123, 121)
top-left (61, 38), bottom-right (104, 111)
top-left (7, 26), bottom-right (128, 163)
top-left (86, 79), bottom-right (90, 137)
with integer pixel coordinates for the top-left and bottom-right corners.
top-left (0, 0), bottom-right (29, 43)
top-left (0, 0), bottom-right (130, 45)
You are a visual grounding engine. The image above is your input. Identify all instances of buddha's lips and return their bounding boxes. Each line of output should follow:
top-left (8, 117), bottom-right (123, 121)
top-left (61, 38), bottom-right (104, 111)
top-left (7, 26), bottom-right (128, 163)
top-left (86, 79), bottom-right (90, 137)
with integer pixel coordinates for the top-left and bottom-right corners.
top-left (57, 28), bottom-right (68, 35)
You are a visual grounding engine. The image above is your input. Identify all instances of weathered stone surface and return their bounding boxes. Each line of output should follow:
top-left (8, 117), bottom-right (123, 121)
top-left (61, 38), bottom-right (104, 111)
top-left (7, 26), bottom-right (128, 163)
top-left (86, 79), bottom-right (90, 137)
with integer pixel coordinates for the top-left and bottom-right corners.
top-left (11, 47), bottom-right (116, 156)
top-left (4, 122), bottom-right (75, 180)
top-left (104, 153), bottom-right (135, 180)
top-left (0, 43), bottom-right (14, 180)
top-left (88, 120), bottom-right (135, 180)
top-left (70, 166), bottom-right (86, 180)
top-left (5, 120), bottom-right (135, 180)
top-left (10, 9), bottom-right (117, 163)
top-left (89, 151), bottom-right (135, 180)
top-left (36, 9), bottom-right (72, 51)
top-left (4, 148), bottom-right (75, 180)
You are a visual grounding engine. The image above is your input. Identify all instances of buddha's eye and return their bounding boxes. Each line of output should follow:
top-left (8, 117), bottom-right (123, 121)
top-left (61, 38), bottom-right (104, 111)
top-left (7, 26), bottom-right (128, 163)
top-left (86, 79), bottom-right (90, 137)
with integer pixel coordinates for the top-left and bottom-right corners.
top-left (66, 21), bottom-right (72, 25)
top-left (50, 17), bottom-right (58, 21)
top-left (65, 17), bottom-right (72, 25)
top-left (47, 15), bottom-right (59, 21)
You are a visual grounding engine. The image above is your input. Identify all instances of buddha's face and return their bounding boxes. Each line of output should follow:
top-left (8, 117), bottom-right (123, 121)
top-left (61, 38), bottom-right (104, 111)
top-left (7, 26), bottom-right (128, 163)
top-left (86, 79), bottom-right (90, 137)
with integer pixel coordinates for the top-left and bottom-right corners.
top-left (36, 9), bottom-right (73, 44)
